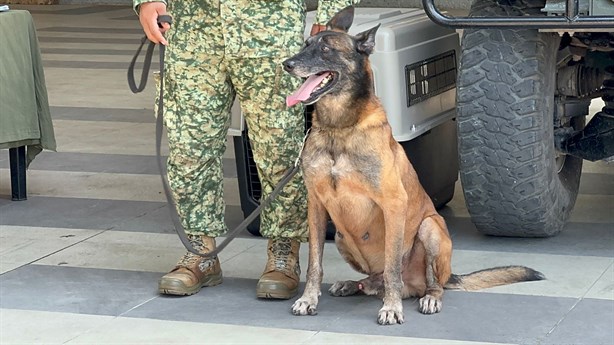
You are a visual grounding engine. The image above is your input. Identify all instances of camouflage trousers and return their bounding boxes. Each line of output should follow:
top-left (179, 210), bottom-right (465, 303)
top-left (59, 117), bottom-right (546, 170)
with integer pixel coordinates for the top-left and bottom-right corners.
top-left (160, 0), bottom-right (309, 241)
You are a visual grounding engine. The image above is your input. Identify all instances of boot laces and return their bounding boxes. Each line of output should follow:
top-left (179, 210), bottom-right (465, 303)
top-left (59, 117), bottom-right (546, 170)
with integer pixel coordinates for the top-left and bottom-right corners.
top-left (177, 252), bottom-right (202, 267)
top-left (271, 239), bottom-right (293, 271)
top-left (176, 235), bottom-right (216, 270)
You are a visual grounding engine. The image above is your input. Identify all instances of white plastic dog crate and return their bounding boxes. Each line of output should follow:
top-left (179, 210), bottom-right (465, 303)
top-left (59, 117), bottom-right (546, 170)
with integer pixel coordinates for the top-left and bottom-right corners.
top-left (233, 8), bottom-right (461, 237)
top-left (230, 8), bottom-right (460, 139)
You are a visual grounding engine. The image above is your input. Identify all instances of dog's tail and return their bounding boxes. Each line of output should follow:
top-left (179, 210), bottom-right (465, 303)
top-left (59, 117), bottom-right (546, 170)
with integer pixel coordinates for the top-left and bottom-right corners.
top-left (444, 266), bottom-right (545, 291)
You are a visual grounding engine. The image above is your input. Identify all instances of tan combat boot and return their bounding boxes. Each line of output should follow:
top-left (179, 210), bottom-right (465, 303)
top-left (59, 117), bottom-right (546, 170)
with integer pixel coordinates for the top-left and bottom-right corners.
top-left (256, 238), bottom-right (301, 299)
top-left (158, 235), bottom-right (223, 296)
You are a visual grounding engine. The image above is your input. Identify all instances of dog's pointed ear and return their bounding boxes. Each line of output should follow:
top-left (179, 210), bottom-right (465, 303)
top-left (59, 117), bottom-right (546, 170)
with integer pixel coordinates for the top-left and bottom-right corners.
top-left (326, 6), bottom-right (354, 33)
top-left (355, 24), bottom-right (380, 55)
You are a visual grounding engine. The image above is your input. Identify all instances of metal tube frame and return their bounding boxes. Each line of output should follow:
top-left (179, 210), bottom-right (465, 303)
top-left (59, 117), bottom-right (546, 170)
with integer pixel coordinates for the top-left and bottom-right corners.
top-left (422, 0), bottom-right (614, 29)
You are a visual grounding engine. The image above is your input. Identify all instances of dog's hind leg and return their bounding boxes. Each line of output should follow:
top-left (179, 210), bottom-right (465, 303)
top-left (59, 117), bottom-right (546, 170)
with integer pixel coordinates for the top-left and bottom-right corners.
top-left (292, 194), bottom-right (328, 316)
top-left (329, 273), bottom-right (384, 297)
top-left (417, 215), bottom-right (452, 314)
top-left (329, 280), bottom-right (361, 296)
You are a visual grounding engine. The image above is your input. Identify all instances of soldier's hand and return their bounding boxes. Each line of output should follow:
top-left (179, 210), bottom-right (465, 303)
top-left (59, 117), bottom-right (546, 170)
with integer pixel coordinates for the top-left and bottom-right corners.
top-left (310, 24), bottom-right (326, 36)
top-left (138, 2), bottom-right (170, 45)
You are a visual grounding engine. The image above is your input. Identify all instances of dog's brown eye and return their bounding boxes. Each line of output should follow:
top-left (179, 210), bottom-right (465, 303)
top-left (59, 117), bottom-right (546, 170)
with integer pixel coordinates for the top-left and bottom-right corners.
top-left (321, 45), bottom-right (330, 52)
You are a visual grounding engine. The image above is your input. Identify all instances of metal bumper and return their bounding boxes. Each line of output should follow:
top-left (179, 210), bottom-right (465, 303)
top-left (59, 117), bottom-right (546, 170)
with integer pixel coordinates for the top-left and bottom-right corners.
top-left (422, 0), bottom-right (614, 29)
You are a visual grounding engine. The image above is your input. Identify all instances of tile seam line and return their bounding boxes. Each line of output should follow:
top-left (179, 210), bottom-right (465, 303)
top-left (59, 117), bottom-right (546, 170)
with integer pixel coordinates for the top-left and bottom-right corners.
top-left (0, 229), bottom-right (110, 276)
top-left (543, 260), bottom-right (614, 340)
top-left (454, 249), bottom-right (614, 260)
top-left (289, 310), bottom-right (347, 343)
top-left (59, 296), bottom-right (160, 345)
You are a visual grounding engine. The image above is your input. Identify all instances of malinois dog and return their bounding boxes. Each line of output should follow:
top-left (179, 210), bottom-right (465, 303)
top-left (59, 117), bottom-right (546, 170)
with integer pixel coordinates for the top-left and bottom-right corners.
top-left (283, 6), bottom-right (544, 325)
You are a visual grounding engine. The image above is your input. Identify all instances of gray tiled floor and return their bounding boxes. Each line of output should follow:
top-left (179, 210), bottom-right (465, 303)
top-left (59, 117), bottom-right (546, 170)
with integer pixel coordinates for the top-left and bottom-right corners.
top-left (1, 4), bottom-right (613, 345)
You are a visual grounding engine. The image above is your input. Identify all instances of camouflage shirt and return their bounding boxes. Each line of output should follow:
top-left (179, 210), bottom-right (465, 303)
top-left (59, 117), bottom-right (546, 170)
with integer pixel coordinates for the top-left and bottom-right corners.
top-left (133, 0), bottom-right (361, 57)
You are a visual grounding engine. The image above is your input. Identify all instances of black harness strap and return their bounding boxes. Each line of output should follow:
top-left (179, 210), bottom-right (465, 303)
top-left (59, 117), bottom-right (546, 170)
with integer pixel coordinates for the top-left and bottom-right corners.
top-left (128, 15), bottom-right (301, 258)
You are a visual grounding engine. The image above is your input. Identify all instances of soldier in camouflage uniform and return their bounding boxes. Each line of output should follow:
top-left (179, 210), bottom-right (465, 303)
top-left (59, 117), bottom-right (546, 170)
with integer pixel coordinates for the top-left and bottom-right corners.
top-left (135, 0), bottom-right (360, 299)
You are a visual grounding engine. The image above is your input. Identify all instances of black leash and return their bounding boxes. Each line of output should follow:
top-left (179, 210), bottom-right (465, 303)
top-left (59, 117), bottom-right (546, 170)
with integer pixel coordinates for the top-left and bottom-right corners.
top-left (128, 15), bottom-right (302, 258)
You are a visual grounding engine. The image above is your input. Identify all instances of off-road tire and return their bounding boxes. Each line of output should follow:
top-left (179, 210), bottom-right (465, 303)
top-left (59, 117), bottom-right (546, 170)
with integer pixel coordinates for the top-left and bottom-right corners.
top-left (457, 0), bottom-right (583, 237)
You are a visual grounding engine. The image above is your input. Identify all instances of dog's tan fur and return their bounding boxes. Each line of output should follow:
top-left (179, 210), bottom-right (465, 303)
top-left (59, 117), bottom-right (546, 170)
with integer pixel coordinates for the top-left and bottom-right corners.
top-left (284, 7), bottom-right (543, 325)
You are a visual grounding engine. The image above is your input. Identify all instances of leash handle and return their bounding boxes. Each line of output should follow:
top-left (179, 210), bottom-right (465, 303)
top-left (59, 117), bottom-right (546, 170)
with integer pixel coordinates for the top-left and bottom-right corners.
top-left (127, 36), bottom-right (154, 93)
top-left (157, 14), bottom-right (172, 27)
top-left (128, 15), bottom-right (173, 94)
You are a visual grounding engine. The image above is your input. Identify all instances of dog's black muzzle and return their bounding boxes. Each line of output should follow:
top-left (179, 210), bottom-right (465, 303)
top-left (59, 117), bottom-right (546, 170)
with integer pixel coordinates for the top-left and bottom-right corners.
top-left (282, 59), bottom-right (297, 73)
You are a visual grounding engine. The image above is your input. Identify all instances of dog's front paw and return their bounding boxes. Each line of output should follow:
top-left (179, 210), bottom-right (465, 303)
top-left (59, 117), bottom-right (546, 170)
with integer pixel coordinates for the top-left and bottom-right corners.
top-left (377, 306), bottom-right (404, 325)
top-left (419, 294), bottom-right (442, 314)
top-left (329, 280), bottom-right (360, 296)
top-left (291, 297), bottom-right (318, 316)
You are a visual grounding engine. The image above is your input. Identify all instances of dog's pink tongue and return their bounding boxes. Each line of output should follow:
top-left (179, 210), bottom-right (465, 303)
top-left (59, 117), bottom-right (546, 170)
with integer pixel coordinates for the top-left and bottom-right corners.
top-left (286, 73), bottom-right (329, 107)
